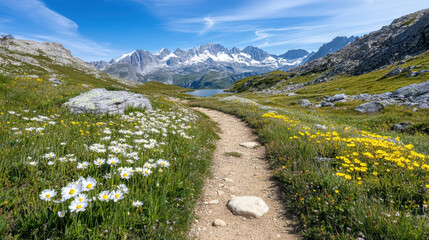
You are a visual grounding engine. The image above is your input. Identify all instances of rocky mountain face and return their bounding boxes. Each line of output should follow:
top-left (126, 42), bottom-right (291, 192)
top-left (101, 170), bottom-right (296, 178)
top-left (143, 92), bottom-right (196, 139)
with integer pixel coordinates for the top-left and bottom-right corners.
top-left (90, 43), bottom-right (313, 89)
top-left (290, 9), bottom-right (429, 77)
top-left (0, 38), bottom-right (137, 87)
top-left (305, 36), bottom-right (357, 62)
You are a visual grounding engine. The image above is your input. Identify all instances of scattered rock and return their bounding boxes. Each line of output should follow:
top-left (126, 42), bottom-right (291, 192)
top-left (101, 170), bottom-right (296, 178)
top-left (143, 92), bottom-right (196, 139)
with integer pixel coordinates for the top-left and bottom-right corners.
top-left (391, 122), bottom-right (413, 132)
top-left (63, 88), bottom-right (152, 115)
top-left (321, 101), bottom-right (334, 107)
top-left (217, 190), bottom-right (225, 196)
top-left (212, 219), bottom-right (227, 227)
top-left (403, 65), bottom-right (416, 72)
top-left (354, 101), bottom-right (384, 113)
top-left (407, 69), bottom-right (429, 78)
top-left (384, 67), bottom-right (402, 77)
top-left (48, 78), bottom-right (64, 85)
top-left (331, 93), bottom-right (347, 102)
top-left (314, 157), bottom-right (335, 162)
top-left (223, 178), bottom-right (233, 183)
top-left (239, 142), bottom-right (260, 149)
top-left (226, 196), bottom-right (269, 218)
top-left (298, 99), bottom-right (312, 108)
top-left (315, 124), bottom-right (328, 130)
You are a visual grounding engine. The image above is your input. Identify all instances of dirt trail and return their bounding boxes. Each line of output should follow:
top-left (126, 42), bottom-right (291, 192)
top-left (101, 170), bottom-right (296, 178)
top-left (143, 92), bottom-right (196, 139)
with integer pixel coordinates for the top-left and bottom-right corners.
top-left (190, 108), bottom-right (299, 240)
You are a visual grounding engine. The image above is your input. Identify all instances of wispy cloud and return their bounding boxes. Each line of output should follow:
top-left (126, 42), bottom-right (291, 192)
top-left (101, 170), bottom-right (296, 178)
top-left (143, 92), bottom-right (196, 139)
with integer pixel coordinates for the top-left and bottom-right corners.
top-left (0, 0), bottom-right (119, 61)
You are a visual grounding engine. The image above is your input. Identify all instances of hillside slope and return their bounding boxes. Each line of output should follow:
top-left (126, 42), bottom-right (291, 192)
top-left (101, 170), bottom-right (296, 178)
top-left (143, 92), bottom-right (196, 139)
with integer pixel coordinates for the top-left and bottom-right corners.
top-left (0, 38), bottom-right (139, 90)
top-left (290, 9), bottom-right (429, 77)
top-left (230, 9), bottom-right (429, 94)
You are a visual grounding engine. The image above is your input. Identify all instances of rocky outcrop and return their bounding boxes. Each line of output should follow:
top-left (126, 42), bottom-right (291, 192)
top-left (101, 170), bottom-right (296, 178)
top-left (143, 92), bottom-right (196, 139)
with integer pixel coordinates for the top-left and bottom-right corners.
top-left (63, 88), bottom-right (152, 115)
top-left (298, 99), bottom-right (312, 108)
top-left (354, 101), bottom-right (385, 113)
top-left (290, 9), bottom-right (429, 78)
top-left (391, 122), bottom-right (413, 132)
top-left (384, 67), bottom-right (402, 77)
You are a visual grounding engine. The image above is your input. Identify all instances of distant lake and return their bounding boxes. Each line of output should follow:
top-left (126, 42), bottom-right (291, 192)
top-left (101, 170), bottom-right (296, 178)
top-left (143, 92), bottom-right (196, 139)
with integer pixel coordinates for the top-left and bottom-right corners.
top-left (186, 89), bottom-right (230, 97)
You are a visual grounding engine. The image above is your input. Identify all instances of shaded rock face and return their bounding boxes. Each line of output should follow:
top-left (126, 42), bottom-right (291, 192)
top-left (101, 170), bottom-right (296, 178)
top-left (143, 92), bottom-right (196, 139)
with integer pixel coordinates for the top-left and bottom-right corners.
top-left (384, 67), bottom-right (402, 77)
top-left (354, 101), bottom-right (384, 113)
top-left (63, 88), bottom-right (152, 115)
top-left (391, 80), bottom-right (429, 99)
top-left (290, 9), bottom-right (429, 77)
top-left (391, 122), bottom-right (413, 132)
top-left (226, 196), bottom-right (269, 218)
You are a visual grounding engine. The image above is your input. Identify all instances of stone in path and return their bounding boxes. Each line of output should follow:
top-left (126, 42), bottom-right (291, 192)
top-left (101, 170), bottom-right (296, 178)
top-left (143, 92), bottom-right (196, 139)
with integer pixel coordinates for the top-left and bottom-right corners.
top-left (227, 196), bottom-right (269, 218)
top-left (239, 141), bottom-right (260, 148)
top-left (212, 219), bottom-right (227, 227)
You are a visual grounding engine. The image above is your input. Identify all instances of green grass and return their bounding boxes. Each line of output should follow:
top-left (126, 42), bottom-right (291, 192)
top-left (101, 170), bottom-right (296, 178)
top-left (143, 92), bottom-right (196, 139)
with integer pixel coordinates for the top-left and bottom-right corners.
top-left (190, 96), bottom-right (429, 239)
top-left (224, 151), bottom-right (243, 158)
top-left (0, 75), bottom-right (218, 239)
top-left (230, 51), bottom-right (429, 95)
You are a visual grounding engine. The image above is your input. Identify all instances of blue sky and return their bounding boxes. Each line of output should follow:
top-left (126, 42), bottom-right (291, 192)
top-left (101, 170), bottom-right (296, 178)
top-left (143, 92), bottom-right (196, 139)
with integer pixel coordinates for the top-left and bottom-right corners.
top-left (0, 0), bottom-right (427, 61)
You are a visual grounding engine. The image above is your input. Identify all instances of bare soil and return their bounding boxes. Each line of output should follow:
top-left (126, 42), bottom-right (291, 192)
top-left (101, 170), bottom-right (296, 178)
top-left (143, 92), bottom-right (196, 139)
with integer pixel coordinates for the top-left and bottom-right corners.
top-left (190, 108), bottom-right (299, 240)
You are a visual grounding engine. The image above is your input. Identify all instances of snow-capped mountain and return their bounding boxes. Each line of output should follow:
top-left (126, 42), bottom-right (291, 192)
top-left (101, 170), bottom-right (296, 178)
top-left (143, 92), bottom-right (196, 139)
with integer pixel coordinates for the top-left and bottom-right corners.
top-left (90, 43), bottom-right (312, 89)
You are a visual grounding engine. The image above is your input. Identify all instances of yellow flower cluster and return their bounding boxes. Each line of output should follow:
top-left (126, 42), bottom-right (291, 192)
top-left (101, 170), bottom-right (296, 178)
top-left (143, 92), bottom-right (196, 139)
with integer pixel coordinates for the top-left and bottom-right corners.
top-left (263, 112), bottom-right (429, 188)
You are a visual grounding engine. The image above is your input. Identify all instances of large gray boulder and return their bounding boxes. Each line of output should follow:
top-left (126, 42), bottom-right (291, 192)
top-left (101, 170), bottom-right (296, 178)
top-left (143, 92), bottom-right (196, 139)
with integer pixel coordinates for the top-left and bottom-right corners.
top-left (63, 88), bottom-right (152, 115)
top-left (226, 196), bottom-right (269, 218)
top-left (354, 101), bottom-right (384, 113)
top-left (298, 99), bottom-right (312, 108)
top-left (391, 80), bottom-right (429, 99)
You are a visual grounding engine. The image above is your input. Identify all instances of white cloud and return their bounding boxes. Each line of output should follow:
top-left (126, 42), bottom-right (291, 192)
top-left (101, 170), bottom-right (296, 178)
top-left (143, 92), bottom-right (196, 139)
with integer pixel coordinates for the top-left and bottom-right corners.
top-left (0, 0), bottom-right (118, 61)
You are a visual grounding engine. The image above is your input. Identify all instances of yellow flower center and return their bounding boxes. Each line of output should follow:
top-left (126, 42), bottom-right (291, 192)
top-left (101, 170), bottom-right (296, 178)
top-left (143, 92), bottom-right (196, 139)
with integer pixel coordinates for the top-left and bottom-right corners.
top-left (46, 194), bottom-right (51, 198)
top-left (102, 195), bottom-right (108, 199)
top-left (123, 173), bottom-right (127, 177)
top-left (115, 194), bottom-right (120, 198)
top-left (98, 161), bottom-right (102, 164)
top-left (86, 184), bottom-right (92, 189)
top-left (76, 205), bottom-right (82, 209)
top-left (79, 198), bottom-right (83, 202)
top-left (69, 189), bottom-right (75, 194)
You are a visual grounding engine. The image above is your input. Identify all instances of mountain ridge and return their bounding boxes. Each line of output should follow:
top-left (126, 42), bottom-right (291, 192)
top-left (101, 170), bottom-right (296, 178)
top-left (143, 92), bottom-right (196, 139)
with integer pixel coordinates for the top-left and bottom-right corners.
top-left (89, 43), bottom-right (313, 89)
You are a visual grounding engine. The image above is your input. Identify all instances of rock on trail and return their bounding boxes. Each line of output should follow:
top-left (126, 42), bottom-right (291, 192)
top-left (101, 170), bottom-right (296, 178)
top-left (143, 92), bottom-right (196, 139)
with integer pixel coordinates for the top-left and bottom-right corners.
top-left (189, 108), bottom-right (298, 240)
top-left (226, 196), bottom-right (269, 218)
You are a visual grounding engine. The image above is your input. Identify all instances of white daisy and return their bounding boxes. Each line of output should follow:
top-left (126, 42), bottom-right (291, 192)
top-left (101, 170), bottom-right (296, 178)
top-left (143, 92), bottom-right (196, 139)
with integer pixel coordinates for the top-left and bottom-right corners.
top-left (77, 161), bottom-right (90, 170)
top-left (98, 190), bottom-right (110, 202)
top-left (156, 159), bottom-right (170, 167)
top-left (61, 183), bottom-right (81, 200)
top-left (44, 152), bottom-right (56, 159)
top-left (40, 189), bottom-right (57, 201)
top-left (94, 158), bottom-right (105, 166)
top-left (29, 161), bottom-right (37, 166)
top-left (109, 190), bottom-right (125, 202)
top-left (142, 168), bottom-right (152, 176)
top-left (132, 200), bottom-right (143, 207)
top-left (58, 210), bottom-right (66, 218)
top-left (75, 194), bottom-right (88, 203)
top-left (81, 177), bottom-right (97, 191)
top-left (69, 199), bottom-right (88, 213)
top-left (117, 184), bottom-right (129, 194)
top-left (107, 157), bottom-right (120, 166)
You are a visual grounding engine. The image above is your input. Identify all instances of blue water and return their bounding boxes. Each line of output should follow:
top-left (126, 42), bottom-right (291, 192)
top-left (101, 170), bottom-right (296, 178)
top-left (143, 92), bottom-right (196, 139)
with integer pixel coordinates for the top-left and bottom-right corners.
top-left (186, 89), bottom-right (229, 97)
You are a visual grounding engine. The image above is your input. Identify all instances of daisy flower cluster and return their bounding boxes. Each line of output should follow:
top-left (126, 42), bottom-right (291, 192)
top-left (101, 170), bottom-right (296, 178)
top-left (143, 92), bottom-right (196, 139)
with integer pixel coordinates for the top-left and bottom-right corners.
top-left (35, 108), bottom-right (198, 217)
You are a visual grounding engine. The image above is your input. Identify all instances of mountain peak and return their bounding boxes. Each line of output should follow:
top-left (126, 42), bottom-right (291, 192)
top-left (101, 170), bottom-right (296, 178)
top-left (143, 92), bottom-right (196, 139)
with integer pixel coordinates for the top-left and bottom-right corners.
top-left (278, 49), bottom-right (309, 60)
top-left (241, 46), bottom-right (270, 61)
top-left (116, 50), bottom-right (136, 62)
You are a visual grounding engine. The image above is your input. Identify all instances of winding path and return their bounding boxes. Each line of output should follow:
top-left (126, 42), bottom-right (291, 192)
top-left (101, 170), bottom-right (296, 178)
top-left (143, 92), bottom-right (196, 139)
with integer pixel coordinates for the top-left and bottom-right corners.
top-left (190, 108), bottom-right (299, 240)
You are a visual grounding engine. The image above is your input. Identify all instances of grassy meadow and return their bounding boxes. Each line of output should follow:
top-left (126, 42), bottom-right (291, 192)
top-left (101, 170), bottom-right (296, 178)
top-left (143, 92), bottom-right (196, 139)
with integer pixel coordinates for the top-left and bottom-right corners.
top-left (190, 93), bottom-right (429, 239)
top-left (0, 74), bottom-right (217, 239)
